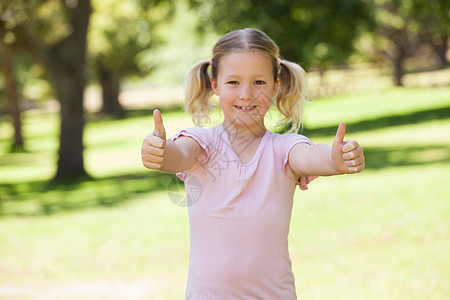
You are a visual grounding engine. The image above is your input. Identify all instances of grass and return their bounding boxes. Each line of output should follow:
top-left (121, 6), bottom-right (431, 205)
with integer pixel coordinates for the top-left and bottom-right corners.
top-left (291, 164), bottom-right (449, 299)
top-left (0, 86), bottom-right (449, 299)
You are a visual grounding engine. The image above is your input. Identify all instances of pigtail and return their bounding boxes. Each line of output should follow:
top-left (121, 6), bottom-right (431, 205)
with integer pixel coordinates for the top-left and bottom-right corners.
top-left (276, 59), bottom-right (309, 133)
top-left (184, 59), bottom-right (214, 126)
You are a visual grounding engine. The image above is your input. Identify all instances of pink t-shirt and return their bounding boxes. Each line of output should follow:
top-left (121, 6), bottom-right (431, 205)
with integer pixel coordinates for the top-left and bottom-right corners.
top-left (170, 124), bottom-right (314, 299)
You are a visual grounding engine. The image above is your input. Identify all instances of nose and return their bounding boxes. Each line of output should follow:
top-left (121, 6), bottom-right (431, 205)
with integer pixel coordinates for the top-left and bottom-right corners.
top-left (239, 85), bottom-right (253, 101)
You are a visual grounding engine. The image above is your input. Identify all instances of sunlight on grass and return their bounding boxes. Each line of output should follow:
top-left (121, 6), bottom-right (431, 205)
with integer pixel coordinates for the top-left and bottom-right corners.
top-left (0, 164), bottom-right (448, 299)
top-left (304, 86), bottom-right (450, 128)
top-left (0, 192), bottom-right (190, 299)
top-left (0, 87), bottom-right (449, 299)
top-left (355, 119), bottom-right (450, 146)
top-left (290, 164), bottom-right (449, 299)
top-left (85, 110), bottom-right (196, 178)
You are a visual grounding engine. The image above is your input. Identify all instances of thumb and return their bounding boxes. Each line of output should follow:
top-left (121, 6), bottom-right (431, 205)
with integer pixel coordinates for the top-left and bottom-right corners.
top-left (152, 109), bottom-right (166, 140)
top-left (332, 122), bottom-right (346, 149)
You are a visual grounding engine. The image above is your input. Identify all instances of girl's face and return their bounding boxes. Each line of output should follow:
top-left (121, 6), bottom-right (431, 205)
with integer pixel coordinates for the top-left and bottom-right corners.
top-left (210, 50), bottom-right (279, 135)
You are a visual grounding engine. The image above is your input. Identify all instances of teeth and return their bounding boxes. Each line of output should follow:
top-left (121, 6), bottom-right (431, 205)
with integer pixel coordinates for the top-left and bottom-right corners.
top-left (240, 106), bottom-right (253, 110)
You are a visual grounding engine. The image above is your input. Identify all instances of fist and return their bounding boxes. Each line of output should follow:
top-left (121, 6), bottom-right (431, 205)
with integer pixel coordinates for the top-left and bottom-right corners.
top-left (331, 122), bottom-right (365, 174)
top-left (141, 109), bottom-right (166, 170)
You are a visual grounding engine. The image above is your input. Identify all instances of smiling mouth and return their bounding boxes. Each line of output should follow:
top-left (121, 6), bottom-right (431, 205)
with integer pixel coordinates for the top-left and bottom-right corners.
top-left (234, 105), bottom-right (257, 112)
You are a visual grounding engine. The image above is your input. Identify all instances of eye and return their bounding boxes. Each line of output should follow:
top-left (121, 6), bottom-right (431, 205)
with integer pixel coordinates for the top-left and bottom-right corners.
top-left (254, 80), bottom-right (266, 85)
top-left (227, 81), bottom-right (239, 85)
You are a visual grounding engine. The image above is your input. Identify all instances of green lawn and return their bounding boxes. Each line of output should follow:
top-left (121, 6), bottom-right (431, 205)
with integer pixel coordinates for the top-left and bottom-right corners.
top-left (0, 87), bottom-right (449, 299)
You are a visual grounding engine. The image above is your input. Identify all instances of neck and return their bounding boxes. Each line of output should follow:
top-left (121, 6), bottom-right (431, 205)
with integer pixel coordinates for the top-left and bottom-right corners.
top-left (221, 121), bottom-right (267, 164)
top-left (221, 120), bottom-right (267, 138)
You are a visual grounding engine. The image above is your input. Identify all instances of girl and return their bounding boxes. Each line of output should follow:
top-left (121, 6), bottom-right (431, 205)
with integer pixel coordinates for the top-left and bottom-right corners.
top-left (141, 28), bottom-right (364, 299)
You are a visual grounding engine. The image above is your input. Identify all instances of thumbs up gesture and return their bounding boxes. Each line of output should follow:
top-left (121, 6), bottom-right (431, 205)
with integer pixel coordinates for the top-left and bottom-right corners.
top-left (331, 122), bottom-right (365, 174)
top-left (141, 109), bottom-right (167, 170)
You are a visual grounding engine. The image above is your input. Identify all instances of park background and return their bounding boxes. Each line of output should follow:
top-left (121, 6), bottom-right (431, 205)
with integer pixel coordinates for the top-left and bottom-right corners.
top-left (0, 0), bottom-right (449, 299)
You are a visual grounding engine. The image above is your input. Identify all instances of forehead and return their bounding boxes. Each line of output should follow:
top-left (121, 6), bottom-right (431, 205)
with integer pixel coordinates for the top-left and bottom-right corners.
top-left (218, 50), bottom-right (274, 77)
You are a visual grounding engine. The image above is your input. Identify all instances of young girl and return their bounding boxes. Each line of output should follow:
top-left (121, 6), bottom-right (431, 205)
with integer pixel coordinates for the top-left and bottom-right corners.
top-left (141, 28), bottom-right (364, 299)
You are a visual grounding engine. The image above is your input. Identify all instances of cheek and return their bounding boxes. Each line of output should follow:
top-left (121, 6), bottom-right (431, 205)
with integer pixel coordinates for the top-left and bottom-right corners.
top-left (255, 88), bottom-right (275, 105)
top-left (218, 89), bottom-right (235, 103)
top-left (255, 103), bottom-right (271, 116)
top-left (218, 94), bottom-right (234, 113)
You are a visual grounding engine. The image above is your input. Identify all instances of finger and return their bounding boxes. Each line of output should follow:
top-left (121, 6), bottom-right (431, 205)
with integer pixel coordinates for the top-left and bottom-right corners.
top-left (344, 155), bottom-right (364, 167)
top-left (144, 134), bottom-right (166, 149)
top-left (153, 109), bottom-right (166, 140)
top-left (344, 151), bottom-right (365, 172)
top-left (332, 122), bottom-right (346, 149)
top-left (298, 176), bottom-right (309, 191)
top-left (142, 142), bottom-right (165, 156)
top-left (348, 162), bottom-right (365, 174)
top-left (141, 147), bottom-right (165, 169)
top-left (342, 145), bottom-right (362, 160)
top-left (342, 140), bottom-right (359, 153)
top-left (142, 160), bottom-right (164, 170)
top-left (142, 153), bottom-right (164, 164)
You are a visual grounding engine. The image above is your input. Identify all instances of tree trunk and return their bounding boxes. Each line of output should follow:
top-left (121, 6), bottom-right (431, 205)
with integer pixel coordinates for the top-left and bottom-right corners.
top-left (391, 43), bottom-right (407, 87)
top-left (0, 42), bottom-right (24, 152)
top-left (50, 1), bottom-right (92, 181)
top-left (392, 56), bottom-right (404, 87)
top-left (432, 34), bottom-right (449, 67)
top-left (51, 66), bottom-right (88, 181)
top-left (96, 60), bottom-right (125, 118)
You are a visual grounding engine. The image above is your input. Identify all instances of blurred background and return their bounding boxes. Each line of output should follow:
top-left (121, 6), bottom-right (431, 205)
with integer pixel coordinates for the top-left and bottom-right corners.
top-left (0, 0), bottom-right (449, 299)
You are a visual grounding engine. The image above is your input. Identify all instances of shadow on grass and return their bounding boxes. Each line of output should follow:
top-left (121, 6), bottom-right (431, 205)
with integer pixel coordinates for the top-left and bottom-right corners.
top-left (364, 144), bottom-right (450, 170)
top-left (0, 171), bottom-right (182, 217)
top-left (87, 106), bottom-right (186, 123)
top-left (1, 105), bottom-right (449, 217)
top-left (299, 105), bottom-right (450, 137)
top-left (2, 143), bottom-right (449, 217)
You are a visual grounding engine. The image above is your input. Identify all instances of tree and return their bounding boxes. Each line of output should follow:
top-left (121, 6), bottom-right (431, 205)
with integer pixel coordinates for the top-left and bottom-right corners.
top-left (369, 0), bottom-right (450, 86)
top-left (411, 0), bottom-right (449, 67)
top-left (191, 0), bottom-right (374, 69)
top-left (88, 0), bottom-right (174, 118)
top-left (0, 39), bottom-right (24, 151)
top-left (0, 0), bottom-right (92, 181)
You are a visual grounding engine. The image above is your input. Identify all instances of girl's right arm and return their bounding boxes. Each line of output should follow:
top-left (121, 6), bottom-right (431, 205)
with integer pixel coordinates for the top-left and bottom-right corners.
top-left (141, 109), bottom-right (202, 174)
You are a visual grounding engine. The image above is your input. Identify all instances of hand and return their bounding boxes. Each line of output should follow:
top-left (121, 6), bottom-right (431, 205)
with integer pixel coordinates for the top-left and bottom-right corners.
top-left (141, 109), bottom-right (167, 170)
top-left (298, 175), bottom-right (318, 191)
top-left (331, 122), bottom-right (365, 174)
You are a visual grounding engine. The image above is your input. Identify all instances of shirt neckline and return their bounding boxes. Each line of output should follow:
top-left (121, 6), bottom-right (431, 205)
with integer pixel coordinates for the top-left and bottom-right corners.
top-left (218, 124), bottom-right (270, 166)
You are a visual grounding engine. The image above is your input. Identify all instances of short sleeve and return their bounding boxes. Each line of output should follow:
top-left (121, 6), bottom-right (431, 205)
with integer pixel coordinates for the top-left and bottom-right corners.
top-left (279, 133), bottom-right (315, 185)
top-left (169, 127), bottom-right (210, 181)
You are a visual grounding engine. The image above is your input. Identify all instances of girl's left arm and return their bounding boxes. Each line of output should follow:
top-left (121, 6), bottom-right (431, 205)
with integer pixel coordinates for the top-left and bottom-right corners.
top-left (289, 122), bottom-right (365, 177)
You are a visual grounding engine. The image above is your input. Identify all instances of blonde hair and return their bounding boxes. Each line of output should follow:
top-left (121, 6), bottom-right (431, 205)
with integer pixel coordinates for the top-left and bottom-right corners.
top-left (184, 28), bottom-right (309, 132)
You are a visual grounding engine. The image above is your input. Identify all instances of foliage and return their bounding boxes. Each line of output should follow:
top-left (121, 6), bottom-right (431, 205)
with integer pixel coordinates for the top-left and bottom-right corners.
top-left (88, 0), bottom-right (174, 80)
top-left (141, 0), bottom-right (220, 86)
top-left (367, 0), bottom-right (450, 85)
top-left (0, 0), bottom-right (92, 180)
top-left (190, 0), bottom-right (375, 68)
top-left (88, 0), bottom-right (172, 117)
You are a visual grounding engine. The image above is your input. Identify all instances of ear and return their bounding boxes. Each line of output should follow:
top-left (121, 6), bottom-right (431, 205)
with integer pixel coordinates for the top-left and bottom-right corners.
top-left (210, 77), bottom-right (219, 96)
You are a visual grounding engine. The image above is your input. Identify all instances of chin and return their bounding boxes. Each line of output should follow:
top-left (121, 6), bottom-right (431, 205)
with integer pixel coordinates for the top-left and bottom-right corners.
top-left (232, 116), bottom-right (265, 131)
